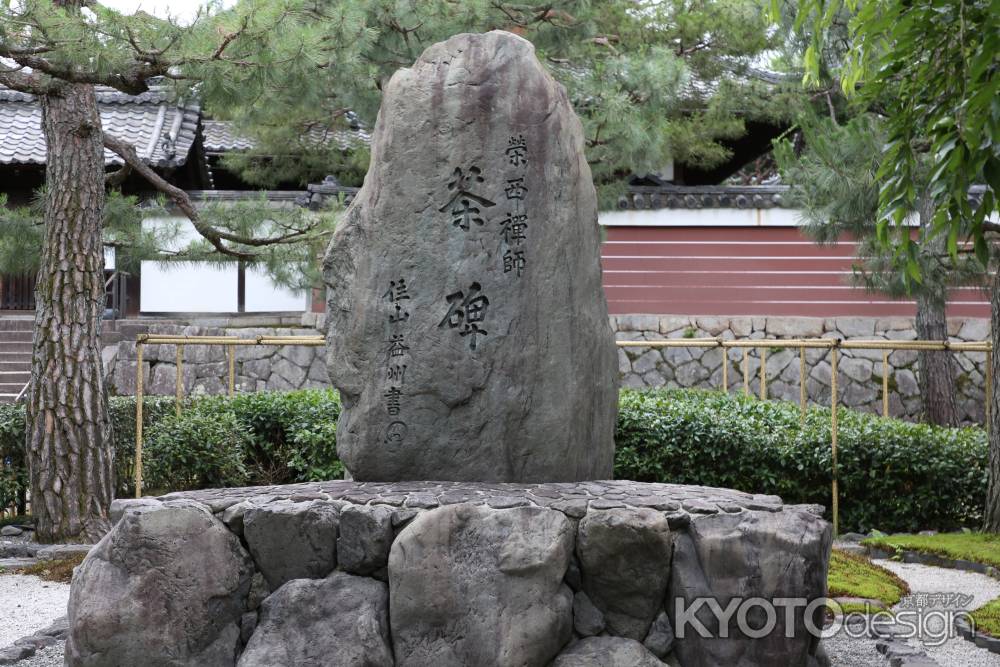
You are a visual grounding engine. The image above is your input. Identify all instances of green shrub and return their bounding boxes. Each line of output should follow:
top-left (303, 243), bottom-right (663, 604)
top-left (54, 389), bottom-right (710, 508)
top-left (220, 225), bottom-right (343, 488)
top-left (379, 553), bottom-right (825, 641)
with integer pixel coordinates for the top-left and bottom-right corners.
top-left (615, 389), bottom-right (988, 533)
top-left (0, 402), bottom-right (27, 513)
top-left (142, 410), bottom-right (250, 493)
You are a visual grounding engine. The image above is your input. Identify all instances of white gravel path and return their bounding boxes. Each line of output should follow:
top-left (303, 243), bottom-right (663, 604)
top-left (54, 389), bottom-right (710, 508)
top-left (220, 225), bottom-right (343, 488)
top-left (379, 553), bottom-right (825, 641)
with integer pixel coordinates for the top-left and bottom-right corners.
top-left (0, 575), bottom-right (70, 650)
top-left (878, 560), bottom-right (1000, 667)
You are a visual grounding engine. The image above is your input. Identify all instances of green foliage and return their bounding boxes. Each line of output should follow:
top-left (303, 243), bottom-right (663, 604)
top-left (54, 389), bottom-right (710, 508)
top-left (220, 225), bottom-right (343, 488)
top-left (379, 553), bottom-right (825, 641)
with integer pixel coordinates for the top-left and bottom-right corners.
top-left (861, 531), bottom-right (1000, 569)
top-left (827, 548), bottom-right (910, 612)
top-left (785, 0), bottom-right (998, 268)
top-left (0, 403), bottom-right (27, 513)
top-left (199, 0), bottom-right (795, 203)
top-left (615, 389), bottom-right (988, 533)
top-left (970, 598), bottom-right (1000, 639)
top-left (0, 390), bottom-right (340, 507)
top-left (142, 410), bottom-right (251, 493)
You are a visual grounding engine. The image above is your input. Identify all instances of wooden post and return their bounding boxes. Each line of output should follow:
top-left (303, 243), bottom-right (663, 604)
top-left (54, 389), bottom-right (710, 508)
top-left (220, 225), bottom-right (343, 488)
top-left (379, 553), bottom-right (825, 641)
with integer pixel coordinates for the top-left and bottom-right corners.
top-left (799, 346), bottom-right (807, 424)
top-left (175, 345), bottom-right (183, 417)
top-left (760, 347), bottom-right (768, 400)
top-left (830, 347), bottom-right (839, 538)
top-left (134, 342), bottom-right (144, 499)
top-left (228, 345), bottom-right (236, 396)
top-left (882, 350), bottom-right (890, 418)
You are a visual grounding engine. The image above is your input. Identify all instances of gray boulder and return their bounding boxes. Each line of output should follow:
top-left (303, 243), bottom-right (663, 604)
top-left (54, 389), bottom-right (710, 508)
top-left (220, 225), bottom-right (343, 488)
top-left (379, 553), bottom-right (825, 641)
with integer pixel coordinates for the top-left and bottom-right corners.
top-left (324, 30), bottom-right (618, 483)
top-left (577, 508), bottom-right (673, 639)
top-left (550, 637), bottom-right (666, 667)
top-left (65, 501), bottom-right (253, 666)
top-left (389, 503), bottom-right (574, 666)
top-left (337, 504), bottom-right (394, 576)
top-left (237, 572), bottom-right (393, 667)
top-left (643, 611), bottom-right (675, 658)
top-left (243, 499), bottom-right (339, 589)
top-left (667, 509), bottom-right (832, 667)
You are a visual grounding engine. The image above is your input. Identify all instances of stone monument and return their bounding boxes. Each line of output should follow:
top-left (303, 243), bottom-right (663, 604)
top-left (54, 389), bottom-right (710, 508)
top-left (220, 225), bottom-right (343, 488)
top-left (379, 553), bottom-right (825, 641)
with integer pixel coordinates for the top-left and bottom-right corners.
top-left (64, 32), bottom-right (833, 667)
top-left (323, 30), bottom-right (618, 482)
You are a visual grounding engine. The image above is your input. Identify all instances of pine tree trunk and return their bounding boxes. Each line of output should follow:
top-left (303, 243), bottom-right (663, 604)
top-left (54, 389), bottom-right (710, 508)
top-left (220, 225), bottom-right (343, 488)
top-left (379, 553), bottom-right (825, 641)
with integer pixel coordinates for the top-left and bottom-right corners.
top-left (985, 268), bottom-right (1000, 533)
top-left (914, 290), bottom-right (960, 427)
top-left (27, 83), bottom-right (113, 543)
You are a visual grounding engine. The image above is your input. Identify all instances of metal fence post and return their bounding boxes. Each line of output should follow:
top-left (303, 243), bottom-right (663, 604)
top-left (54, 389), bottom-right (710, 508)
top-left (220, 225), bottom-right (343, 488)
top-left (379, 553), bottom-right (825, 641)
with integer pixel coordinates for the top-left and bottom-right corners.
top-left (176, 345), bottom-right (184, 417)
top-left (134, 342), bottom-right (144, 499)
top-left (830, 346), bottom-right (839, 538)
top-left (760, 347), bottom-right (768, 400)
top-left (743, 348), bottom-right (750, 396)
top-left (721, 345), bottom-right (729, 393)
top-left (228, 345), bottom-right (236, 396)
top-left (799, 346), bottom-right (807, 424)
top-left (882, 350), bottom-right (890, 418)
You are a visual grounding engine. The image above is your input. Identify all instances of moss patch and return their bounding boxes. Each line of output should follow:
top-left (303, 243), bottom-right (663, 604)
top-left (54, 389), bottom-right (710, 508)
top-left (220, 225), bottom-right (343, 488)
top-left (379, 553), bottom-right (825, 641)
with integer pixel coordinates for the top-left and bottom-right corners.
top-left (15, 554), bottom-right (85, 584)
top-left (861, 532), bottom-right (1000, 569)
top-left (827, 548), bottom-right (910, 613)
top-left (970, 598), bottom-right (1000, 638)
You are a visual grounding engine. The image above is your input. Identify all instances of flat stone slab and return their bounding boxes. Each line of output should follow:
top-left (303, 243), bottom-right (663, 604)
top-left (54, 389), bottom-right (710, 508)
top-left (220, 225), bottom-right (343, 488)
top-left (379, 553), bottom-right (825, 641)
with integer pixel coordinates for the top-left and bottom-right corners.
top-left (74, 481), bottom-right (830, 667)
top-left (135, 479), bottom-right (814, 521)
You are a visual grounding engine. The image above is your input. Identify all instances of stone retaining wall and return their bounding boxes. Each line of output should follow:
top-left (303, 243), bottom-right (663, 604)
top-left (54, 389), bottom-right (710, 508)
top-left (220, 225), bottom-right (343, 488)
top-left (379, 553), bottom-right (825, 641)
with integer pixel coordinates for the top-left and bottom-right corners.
top-left (67, 480), bottom-right (831, 667)
top-left (103, 324), bottom-right (328, 396)
top-left (614, 315), bottom-right (990, 424)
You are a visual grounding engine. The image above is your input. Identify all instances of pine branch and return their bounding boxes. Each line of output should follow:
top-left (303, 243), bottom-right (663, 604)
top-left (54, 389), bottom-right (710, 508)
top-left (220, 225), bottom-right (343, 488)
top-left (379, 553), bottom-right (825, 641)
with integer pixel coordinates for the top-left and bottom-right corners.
top-left (103, 133), bottom-right (326, 259)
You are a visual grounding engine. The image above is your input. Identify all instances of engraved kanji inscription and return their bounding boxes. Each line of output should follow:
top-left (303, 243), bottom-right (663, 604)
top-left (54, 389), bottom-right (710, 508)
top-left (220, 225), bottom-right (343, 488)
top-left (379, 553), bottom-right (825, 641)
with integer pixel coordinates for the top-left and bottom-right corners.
top-left (383, 278), bottom-right (411, 323)
top-left (384, 386), bottom-right (403, 416)
top-left (438, 282), bottom-right (490, 351)
top-left (387, 334), bottom-right (410, 360)
top-left (499, 213), bottom-right (528, 246)
top-left (506, 135), bottom-right (527, 166)
top-left (503, 250), bottom-right (526, 277)
top-left (387, 364), bottom-right (407, 383)
top-left (439, 166), bottom-right (496, 230)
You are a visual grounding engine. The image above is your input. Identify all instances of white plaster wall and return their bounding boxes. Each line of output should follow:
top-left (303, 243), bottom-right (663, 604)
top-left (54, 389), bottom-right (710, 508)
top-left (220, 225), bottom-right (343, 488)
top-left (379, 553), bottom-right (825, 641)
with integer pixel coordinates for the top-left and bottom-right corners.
top-left (140, 261), bottom-right (238, 312)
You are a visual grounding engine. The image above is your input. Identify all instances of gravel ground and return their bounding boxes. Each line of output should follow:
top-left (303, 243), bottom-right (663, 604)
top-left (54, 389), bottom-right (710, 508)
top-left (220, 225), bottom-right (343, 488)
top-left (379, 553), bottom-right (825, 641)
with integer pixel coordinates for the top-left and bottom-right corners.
top-left (879, 560), bottom-right (1000, 667)
top-left (822, 626), bottom-right (884, 666)
top-left (0, 574), bottom-right (70, 650)
top-left (13, 643), bottom-right (63, 667)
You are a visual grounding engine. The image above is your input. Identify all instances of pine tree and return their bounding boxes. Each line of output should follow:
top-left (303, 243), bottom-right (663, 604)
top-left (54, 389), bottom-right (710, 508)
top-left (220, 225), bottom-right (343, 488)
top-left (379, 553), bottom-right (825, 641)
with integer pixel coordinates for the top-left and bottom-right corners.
top-left (785, 0), bottom-right (999, 530)
top-left (775, 114), bottom-right (982, 426)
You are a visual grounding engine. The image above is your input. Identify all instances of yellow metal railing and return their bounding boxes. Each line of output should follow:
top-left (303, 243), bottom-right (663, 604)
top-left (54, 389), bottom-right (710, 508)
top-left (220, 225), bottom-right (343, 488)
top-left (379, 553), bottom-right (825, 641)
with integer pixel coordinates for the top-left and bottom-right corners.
top-left (133, 333), bottom-right (992, 537)
top-left (618, 336), bottom-right (992, 535)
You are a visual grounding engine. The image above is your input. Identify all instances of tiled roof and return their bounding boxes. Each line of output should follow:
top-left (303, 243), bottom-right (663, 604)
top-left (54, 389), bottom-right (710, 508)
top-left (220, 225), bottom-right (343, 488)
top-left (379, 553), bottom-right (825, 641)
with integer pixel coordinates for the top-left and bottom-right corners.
top-left (202, 119), bottom-right (371, 154)
top-left (618, 185), bottom-right (792, 210)
top-left (0, 86), bottom-right (199, 168)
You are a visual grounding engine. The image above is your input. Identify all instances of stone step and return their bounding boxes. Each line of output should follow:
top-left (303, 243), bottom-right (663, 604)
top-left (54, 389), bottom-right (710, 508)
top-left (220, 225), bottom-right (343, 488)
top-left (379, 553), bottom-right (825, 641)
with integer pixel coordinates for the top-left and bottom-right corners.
top-left (0, 393), bottom-right (19, 403)
top-left (0, 361), bottom-right (30, 372)
top-left (0, 330), bottom-right (32, 342)
top-left (0, 317), bottom-right (34, 331)
top-left (0, 342), bottom-right (32, 353)
top-left (0, 382), bottom-right (27, 394)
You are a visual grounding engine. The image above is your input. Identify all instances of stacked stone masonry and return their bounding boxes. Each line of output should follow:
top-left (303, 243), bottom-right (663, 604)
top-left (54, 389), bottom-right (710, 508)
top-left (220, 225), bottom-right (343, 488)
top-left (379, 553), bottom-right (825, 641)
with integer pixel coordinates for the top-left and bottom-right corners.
top-left (67, 480), bottom-right (832, 667)
top-left (103, 315), bottom-right (989, 426)
top-left (616, 314), bottom-right (991, 425)
top-left (103, 323), bottom-right (328, 396)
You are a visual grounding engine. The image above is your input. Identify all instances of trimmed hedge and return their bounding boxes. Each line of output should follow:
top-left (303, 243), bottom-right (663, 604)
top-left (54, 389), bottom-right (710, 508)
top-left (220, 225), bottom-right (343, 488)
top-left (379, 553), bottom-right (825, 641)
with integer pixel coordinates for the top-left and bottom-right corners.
top-left (0, 388), bottom-right (989, 533)
top-left (616, 389), bottom-right (988, 533)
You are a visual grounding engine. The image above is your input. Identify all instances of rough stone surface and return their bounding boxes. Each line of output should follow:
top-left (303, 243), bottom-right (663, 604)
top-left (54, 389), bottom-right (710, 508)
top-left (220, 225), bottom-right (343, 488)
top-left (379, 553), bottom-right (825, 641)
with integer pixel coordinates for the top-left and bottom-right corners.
top-left (667, 508), bottom-right (831, 667)
top-left (65, 501), bottom-right (254, 667)
top-left (550, 637), bottom-right (666, 667)
top-left (337, 504), bottom-right (394, 576)
top-left (323, 31), bottom-right (618, 482)
top-left (73, 480), bottom-right (831, 667)
top-left (577, 508), bottom-right (673, 640)
top-left (643, 611), bottom-right (675, 658)
top-left (243, 499), bottom-right (339, 589)
top-left (237, 573), bottom-right (393, 667)
top-left (389, 503), bottom-right (574, 667)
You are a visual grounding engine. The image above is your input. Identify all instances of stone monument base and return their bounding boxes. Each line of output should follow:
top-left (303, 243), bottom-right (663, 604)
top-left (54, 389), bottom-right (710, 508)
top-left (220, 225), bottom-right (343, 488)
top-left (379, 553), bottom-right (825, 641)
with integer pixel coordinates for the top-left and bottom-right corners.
top-left (66, 481), bottom-right (832, 667)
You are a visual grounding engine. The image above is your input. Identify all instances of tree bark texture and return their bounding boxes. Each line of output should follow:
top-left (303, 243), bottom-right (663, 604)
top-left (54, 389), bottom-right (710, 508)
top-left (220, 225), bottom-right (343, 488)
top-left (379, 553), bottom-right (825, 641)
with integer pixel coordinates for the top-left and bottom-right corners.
top-left (28, 82), bottom-right (113, 543)
top-left (914, 290), bottom-right (960, 427)
top-left (985, 268), bottom-right (1000, 533)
